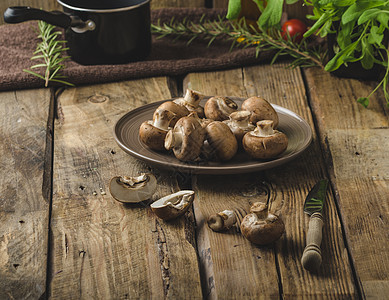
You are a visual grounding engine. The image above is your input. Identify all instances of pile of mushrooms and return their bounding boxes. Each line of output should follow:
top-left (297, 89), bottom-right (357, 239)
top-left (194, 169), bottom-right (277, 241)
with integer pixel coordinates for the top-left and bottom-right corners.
top-left (139, 90), bottom-right (288, 162)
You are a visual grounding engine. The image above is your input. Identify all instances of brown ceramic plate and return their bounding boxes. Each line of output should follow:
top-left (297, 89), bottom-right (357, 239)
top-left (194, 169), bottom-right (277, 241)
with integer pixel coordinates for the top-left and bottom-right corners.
top-left (114, 97), bottom-right (312, 174)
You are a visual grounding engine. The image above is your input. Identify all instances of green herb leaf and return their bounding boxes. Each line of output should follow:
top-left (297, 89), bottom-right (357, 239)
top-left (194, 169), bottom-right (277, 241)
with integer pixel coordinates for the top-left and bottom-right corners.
top-left (257, 0), bottom-right (284, 29)
top-left (226, 0), bottom-right (242, 20)
top-left (368, 25), bottom-right (384, 44)
top-left (357, 97), bottom-right (369, 107)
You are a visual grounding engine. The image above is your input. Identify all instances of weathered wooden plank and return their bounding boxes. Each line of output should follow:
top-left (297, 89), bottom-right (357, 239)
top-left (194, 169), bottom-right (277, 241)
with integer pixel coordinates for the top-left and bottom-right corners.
top-left (186, 63), bottom-right (357, 298)
top-left (0, 88), bottom-right (52, 299)
top-left (304, 67), bottom-right (389, 299)
top-left (49, 78), bottom-right (203, 299)
top-left (152, 0), bottom-right (205, 9)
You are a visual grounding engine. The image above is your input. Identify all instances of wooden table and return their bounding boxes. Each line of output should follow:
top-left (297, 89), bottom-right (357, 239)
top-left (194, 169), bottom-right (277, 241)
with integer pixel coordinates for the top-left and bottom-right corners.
top-left (1, 1), bottom-right (388, 299)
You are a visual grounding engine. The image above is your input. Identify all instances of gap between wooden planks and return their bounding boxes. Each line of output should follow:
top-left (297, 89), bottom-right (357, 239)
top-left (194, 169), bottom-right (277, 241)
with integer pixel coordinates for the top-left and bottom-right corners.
top-left (185, 63), bottom-right (357, 299)
top-left (304, 67), bottom-right (389, 299)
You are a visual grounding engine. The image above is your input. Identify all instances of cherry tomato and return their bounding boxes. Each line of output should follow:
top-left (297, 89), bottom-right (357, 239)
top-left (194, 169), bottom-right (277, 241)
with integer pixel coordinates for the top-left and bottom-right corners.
top-left (281, 19), bottom-right (307, 43)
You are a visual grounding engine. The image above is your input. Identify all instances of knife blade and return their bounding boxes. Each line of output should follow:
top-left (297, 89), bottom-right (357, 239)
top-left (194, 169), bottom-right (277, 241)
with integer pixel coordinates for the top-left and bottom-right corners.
top-left (301, 179), bottom-right (328, 272)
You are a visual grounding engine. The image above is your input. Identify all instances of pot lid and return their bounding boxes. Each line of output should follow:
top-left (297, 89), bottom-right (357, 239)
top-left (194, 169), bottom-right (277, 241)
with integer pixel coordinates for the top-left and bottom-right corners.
top-left (57, 0), bottom-right (150, 12)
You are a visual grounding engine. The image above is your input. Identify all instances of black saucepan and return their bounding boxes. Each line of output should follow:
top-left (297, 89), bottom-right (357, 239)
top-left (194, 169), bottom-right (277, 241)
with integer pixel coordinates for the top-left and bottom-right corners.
top-left (4, 0), bottom-right (151, 65)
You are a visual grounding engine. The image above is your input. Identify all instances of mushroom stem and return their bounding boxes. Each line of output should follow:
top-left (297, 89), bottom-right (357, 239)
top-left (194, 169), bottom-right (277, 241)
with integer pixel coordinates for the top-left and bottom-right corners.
top-left (229, 111), bottom-right (253, 128)
top-left (164, 126), bottom-right (183, 150)
top-left (153, 109), bottom-right (176, 130)
top-left (183, 89), bottom-right (203, 107)
top-left (208, 210), bottom-right (237, 232)
top-left (251, 120), bottom-right (275, 137)
top-left (250, 202), bottom-right (269, 219)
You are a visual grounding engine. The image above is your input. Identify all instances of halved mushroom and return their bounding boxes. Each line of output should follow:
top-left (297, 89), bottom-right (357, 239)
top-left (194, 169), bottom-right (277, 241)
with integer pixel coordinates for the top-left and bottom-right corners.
top-left (173, 89), bottom-right (205, 118)
top-left (109, 173), bottom-right (157, 203)
top-left (154, 100), bottom-right (189, 126)
top-left (150, 190), bottom-right (195, 221)
top-left (207, 210), bottom-right (237, 232)
top-left (139, 109), bottom-right (176, 151)
top-left (242, 120), bottom-right (288, 159)
top-left (165, 113), bottom-right (206, 162)
top-left (204, 96), bottom-right (238, 121)
top-left (240, 202), bottom-right (285, 245)
top-left (241, 96), bottom-right (279, 128)
top-left (223, 111), bottom-right (255, 145)
top-left (203, 121), bottom-right (238, 161)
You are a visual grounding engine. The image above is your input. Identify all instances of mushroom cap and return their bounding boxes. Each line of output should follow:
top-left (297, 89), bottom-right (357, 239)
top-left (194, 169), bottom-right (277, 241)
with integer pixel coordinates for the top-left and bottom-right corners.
top-left (204, 121), bottom-right (238, 161)
top-left (207, 210), bottom-right (237, 232)
top-left (150, 190), bottom-right (195, 221)
top-left (165, 114), bottom-right (206, 162)
top-left (240, 211), bottom-right (285, 245)
top-left (155, 101), bottom-right (189, 126)
top-left (204, 96), bottom-right (238, 121)
top-left (241, 96), bottom-right (279, 128)
top-left (224, 111), bottom-right (255, 144)
top-left (109, 173), bottom-right (157, 203)
top-left (139, 120), bottom-right (169, 151)
top-left (242, 120), bottom-right (288, 159)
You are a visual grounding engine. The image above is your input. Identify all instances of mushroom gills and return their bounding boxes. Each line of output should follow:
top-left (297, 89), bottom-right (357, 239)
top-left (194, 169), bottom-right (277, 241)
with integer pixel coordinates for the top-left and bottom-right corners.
top-left (150, 190), bottom-right (195, 220)
top-left (109, 173), bottom-right (157, 203)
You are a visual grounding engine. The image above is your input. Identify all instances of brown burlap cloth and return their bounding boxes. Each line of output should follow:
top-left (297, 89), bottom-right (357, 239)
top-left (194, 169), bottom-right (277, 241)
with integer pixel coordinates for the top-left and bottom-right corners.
top-left (0, 8), bottom-right (275, 91)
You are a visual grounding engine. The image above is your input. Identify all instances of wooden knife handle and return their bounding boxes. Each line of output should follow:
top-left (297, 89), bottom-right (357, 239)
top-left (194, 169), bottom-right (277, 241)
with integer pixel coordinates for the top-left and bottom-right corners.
top-left (301, 212), bottom-right (323, 272)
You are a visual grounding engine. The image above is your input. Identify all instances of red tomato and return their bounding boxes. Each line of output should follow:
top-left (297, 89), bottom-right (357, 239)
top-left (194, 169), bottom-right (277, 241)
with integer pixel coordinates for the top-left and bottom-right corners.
top-left (281, 19), bottom-right (307, 43)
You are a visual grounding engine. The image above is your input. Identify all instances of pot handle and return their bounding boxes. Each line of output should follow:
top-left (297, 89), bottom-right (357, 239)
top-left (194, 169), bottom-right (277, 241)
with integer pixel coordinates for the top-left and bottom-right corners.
top-left (4, 6), bottom-right (84, 28)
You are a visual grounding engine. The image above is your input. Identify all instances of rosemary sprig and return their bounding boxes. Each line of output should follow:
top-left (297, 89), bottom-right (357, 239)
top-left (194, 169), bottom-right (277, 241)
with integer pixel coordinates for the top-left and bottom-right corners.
top-left (24, 21), bottom-right (73, 87)
top-left (151, 16), bottom-right (326, 69)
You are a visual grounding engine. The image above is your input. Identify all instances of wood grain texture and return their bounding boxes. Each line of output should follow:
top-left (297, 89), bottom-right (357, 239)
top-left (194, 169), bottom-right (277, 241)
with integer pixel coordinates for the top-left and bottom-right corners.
top-left (185, 63), bottom-right (357, 299)
top-left (49, 78), bottom-right (203, 299)
top-left (0, 88), bottom-right (52, 299)
top-left (152, 0), bottom-right (205, 9)
top-left (304, 67), bottom-right (389, 299)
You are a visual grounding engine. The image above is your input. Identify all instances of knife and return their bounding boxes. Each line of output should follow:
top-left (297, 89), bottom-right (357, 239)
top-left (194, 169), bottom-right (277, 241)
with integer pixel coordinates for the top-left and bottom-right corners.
top-left (301, 179), bottom-right (328, 272)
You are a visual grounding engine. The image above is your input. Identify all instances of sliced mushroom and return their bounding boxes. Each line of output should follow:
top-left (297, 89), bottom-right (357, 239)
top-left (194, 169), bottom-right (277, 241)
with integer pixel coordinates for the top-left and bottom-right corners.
top-left (203, 121), bottom-right (238, 161)
top-left (204, 96), bottom-right (238, 121)
top-left (207, 210), bottom-right (237, 232)
top-left (240, 202), bottom-right (285, 245)
top-left (224, 111), bottom-right (255, 145)
top-left (155, 100), bottom-right (189, 126)
top-left (139, 109), bottom-right (176, 151)
top-left (165, 113), bottom-right (206, 162)
top-left (241, 96), bottom-right (279, 128)
top-left (242, 120), bottom-right (288, 159)
top-left (150, 190), bottom-right (195, 221)
top-left (109, 173), bottom-right (157, 203)
top-left (173, 89), bottom-right (205, 118)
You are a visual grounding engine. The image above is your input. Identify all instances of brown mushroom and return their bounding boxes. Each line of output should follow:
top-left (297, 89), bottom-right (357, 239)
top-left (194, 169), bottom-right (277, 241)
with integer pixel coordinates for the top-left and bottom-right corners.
top-left (242, 120), bottom-right (288, 159)
top-left (240, 202), bottom-right (285, 245)
top-left (154, 100), bottom-right (189, 126)
top-left (223, 111), bottom-right (255, 145)
top-left (204, 96), bottom-right (238, 121)
top-left (109, 173), bottom-right (157, 203)
top-left (203, 121), bottom-right (238, 161)
top-left (173, 89), bottom-right (205, 118)
top-left (150, 190), bottom-right (195, 221)
top-left (139, 109), bottom-right (176, 151)
top-left (207, 210), bottom-right (237, 232)
top-left (241, 96), bottom-right (279, 128)
top-left (164, 113), bottom-right (206, 162)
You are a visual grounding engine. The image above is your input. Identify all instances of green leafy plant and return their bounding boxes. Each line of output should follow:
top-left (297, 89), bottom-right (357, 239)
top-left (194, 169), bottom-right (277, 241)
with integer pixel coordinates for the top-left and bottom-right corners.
top-left (303, 0), bottom-right (389, 107)
top-left (24, 21), bottom-right (73, 87)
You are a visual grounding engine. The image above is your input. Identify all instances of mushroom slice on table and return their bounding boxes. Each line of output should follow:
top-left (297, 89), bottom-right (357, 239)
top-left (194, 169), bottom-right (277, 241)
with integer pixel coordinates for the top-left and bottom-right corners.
top-left (207, 210), bottom-right (237, 232)
top-left (173, 89), bottom-right (205, 118)
top-left (154, 100), bottom-right (189, 126)
top-left (150, 190), bottom-right (195, 221)
top-left (139, 109), bottom-right (176, 151)
top-left (203, 121), bottom-right (238, 161)
top-left (109, 173), bottom-right (157, 203)
top-left (241, 96), bottom-right (279, 128)
top-left (224, 111), bottom-right (255, 145)
top-left (204, 96), bottom-right (238, 121)
top-left (240, 202), bottom-right (285, 245)
top-left (242, 120), bottom-right (288, 159)
top-left (165, 113), bottom-right (206, 162)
